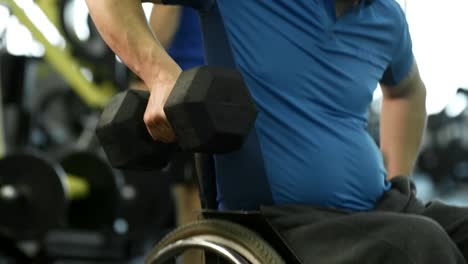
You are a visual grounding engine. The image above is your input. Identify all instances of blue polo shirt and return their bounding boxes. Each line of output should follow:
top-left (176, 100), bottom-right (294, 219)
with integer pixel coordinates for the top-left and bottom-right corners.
top-left (168, 0), bottom-right (414, 211)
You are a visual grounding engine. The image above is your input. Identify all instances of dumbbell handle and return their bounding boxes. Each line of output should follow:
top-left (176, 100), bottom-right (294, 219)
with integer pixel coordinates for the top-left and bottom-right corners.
top-left (65, 174), bottom-right (90, 200)
top-left (0, 174), bottom-right (90, 202)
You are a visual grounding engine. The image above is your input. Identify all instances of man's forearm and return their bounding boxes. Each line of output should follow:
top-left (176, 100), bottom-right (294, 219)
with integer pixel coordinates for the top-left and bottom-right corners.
top-left (380, 81), bottom-right (427, 179)
top-left (86, 0), bottom-right (179, 88)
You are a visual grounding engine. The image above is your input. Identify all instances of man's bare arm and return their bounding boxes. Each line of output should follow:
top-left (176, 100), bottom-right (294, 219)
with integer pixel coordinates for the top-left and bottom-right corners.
top-left (86, 0), bottom-right (181, 142)
top-left (86, 0), bottom-right (179, 85)
top-left (380, 62), bottom-right (427, 179)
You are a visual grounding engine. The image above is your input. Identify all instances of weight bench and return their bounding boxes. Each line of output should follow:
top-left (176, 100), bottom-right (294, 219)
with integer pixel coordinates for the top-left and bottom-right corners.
top-left (145, 154), bottom-right (303, 264)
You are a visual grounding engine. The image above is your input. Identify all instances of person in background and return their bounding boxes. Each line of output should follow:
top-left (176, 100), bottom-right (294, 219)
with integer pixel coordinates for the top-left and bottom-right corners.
top-left (129, 4), bottom-right (203, 230)
top-left (149, 4), bottom-right (204, 227)
top-left (148, 8), bottom-right (205, 263)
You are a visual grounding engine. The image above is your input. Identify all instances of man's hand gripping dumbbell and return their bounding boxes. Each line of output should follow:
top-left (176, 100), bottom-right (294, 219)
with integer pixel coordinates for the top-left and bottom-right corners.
top-left (96, 66), bottom-right (257, 170)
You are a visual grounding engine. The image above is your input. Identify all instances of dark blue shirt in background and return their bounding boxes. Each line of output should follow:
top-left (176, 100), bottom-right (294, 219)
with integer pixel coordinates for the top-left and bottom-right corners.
top-left (167, 7), bottom-right (205, 70)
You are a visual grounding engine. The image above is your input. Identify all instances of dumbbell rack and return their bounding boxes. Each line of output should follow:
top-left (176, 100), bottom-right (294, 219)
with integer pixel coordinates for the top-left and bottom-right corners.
top-left (0, 152), bottom-right (173, 263)
top-left (40, 230), bottom-right (130, 263)
top-left (0, 51), bottom-right (135, 263)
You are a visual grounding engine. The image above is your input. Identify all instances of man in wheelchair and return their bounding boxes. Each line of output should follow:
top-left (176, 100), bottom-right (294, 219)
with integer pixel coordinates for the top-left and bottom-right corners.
top-left (87, 0), bottom-right (468, 263)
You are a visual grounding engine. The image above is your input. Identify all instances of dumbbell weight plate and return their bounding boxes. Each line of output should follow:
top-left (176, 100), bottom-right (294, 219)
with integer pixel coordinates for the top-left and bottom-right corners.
top-left (96, 90), bottom-right (177, 170)
top-left (0, 154), bottom-right (67, 240)
top-left (60, 151), bottom-right (119, 230)
top-left (164, 67), bottom-right (258, 153)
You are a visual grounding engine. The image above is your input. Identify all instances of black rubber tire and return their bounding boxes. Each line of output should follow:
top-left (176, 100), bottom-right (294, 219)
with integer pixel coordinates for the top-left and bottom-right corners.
top-left (145, 219), bottom-right (285, 264)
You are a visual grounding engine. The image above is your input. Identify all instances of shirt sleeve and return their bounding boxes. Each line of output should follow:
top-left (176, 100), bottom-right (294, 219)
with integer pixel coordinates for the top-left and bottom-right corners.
top-left (380, 7), bottom-right (414, 86)
top-left (161, 0), bottom-right (213, 11)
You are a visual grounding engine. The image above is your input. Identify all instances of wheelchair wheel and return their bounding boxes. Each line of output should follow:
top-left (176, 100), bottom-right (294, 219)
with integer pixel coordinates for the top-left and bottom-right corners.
top-left (145, 219), bottom-right (285, 264)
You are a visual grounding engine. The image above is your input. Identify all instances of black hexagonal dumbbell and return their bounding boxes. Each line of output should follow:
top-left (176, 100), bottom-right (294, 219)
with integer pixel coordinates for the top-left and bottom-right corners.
top-left (96, 66), bottom-right (258, 170)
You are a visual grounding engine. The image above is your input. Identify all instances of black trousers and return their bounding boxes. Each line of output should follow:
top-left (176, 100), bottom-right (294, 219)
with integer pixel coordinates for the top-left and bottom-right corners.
top-left (261, 177), bottom-right (468, 264)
